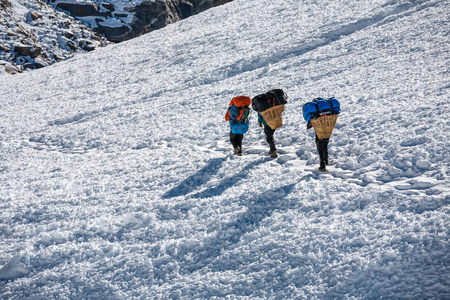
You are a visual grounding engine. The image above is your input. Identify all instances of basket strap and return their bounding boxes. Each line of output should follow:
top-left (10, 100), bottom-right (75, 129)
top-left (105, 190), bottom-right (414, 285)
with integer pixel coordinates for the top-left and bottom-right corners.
top-left (314, 102), bottom-right (320, 118)
top-left (328, 98), bottom-right (334, 115)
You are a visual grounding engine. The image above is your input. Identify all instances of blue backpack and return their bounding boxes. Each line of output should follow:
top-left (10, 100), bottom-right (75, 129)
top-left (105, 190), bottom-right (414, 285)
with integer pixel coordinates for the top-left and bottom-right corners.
top-left (302, 97), bottom-right (340, 122)
top-left (229, 104), bottom-right (249, 134)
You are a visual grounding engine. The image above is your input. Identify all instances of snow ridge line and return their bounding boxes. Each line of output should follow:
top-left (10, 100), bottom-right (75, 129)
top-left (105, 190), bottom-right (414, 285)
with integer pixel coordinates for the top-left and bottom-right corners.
top-left (48, 105), bottom-right (118, 126)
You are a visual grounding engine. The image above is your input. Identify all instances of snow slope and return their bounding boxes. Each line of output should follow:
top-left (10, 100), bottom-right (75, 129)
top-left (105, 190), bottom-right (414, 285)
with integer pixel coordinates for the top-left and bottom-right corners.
top-left (1, 0), bottom-right (449, 298)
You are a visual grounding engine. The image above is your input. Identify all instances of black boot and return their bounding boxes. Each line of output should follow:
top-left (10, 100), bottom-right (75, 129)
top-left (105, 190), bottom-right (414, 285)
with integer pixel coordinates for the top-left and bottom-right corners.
top-left (234, 146), bottom-right (242, 156)
top-left (268, 149), bottom-right (277, 158)
top-left (319, 161), bottom-right (326, 172)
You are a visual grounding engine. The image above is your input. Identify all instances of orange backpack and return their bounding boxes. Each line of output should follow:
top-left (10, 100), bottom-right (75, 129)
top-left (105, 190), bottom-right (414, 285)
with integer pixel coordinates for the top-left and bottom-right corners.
top-left (225, 96), bottom-right (251, 121)
top-left (231, 96), bottom-right (251, 107)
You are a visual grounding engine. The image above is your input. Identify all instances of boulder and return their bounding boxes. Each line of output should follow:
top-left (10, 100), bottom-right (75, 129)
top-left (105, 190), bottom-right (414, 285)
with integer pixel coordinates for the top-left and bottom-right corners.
top-left (4, 63), bottom-right (18, 74)
top-left (34, 58), bottom-right (49, 69)
top-left (13, 43), bottom-right (41, 58)
top-left (63, 30), bottom-right (76, 39)
top-left (95, 25), bottom-right (133, 43)
top-left (57, 36), bottom-right (78, 51)
top-left (13, 43), bottom-right (32, 56)
top-left (79, 40), bottom-right (96, 51)
top-left (66, 40), bottom-right (78, 51)
top-left (30, 11), bottom-right (42, 20)
top-left (56, 2), bottom-right (111, 17)
top-left (101, 3), bottom-right (115, 12)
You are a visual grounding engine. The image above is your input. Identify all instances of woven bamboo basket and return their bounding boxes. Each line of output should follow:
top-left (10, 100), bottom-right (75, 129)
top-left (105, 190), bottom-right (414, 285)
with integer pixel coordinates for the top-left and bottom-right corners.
top-left (260, 104), bottom-right (285, 130)
top-left (311, 115), bottom-right (338, 139)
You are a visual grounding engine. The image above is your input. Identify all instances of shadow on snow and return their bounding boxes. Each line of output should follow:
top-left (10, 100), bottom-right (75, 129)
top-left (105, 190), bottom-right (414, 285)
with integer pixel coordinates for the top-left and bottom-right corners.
top-left (174, 183), bottom-right (297, 275)
top-left (191, 158), bottom-right (269, 199)
top-left (162, 157), bottom-right (227, 199)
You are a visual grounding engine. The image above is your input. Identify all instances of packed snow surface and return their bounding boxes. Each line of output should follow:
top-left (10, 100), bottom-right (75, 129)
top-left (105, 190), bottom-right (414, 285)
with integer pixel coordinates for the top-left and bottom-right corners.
top-left (0, 0), bottom-right (449, 298)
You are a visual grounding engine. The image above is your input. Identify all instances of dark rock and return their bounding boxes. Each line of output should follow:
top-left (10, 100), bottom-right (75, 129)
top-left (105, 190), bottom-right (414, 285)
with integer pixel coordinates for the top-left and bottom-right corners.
top-left (56, 2), bottom-right (110, 17)
top-left (13, 44), bottom-right (32, 56)
top-left (24, 62), bottom-right (35, 69)
top-left (29, 47), bottom-right (41, 58)
top-left (66, 40), bottom-right (78, 51)
top-left (95, 24), bottom-right (134, 43)
top-left (214, 0), bottom-right (230, 6)
top-left (79, 40), bottom-right (96, 51)
top-left (101, 3), bottom-right (115, 12)
top-left (14, 43), bottom-right (41, 58)
top-left (63, 30), bottom-right (76, 39)
top-left (34, 58), bottom-right (49, 69)
top-left (30, 11), bottom-right (42, 20)
top-left (4, 63), bottom-right (18, 74)
top-left (113, 13), bottom-right (129, 18)
top-left (53, 54), bottom-right (65, 61)
top-left (91, 0), bottom-right (233, 42)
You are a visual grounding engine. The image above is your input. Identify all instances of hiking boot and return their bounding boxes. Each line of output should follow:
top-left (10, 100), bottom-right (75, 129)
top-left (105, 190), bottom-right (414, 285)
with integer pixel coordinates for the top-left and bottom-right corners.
top-left (319, 161), bottom-right (327, 171)
top-left (270, 150), bottom-right (278, 158)
top-left (234, 146), bottom-right (242, 156)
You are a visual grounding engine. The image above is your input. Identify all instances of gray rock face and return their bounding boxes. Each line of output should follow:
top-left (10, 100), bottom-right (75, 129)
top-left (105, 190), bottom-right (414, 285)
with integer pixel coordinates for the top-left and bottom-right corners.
top-left (0, 0), bottom-right (232, 74)
top-left (0, 0), bottom-right (108, 74)
top-left (120, 0), bottom-right (233, 42)
top-left (49, 0), bottom-right (233, 42)
top-left (56, 2), bottom-right (111, 18)
top-left (13, 44), bottom-right (42, 58)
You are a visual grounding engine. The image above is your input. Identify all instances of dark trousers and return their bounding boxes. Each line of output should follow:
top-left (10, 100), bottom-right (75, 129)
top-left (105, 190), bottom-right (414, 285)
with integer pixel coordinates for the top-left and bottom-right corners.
top-left (315, 135), bottom-right (329, 167)
top-left (230, 132), bottom-right (243, 149)
top-left (264, 125), bottom-right (276, 151)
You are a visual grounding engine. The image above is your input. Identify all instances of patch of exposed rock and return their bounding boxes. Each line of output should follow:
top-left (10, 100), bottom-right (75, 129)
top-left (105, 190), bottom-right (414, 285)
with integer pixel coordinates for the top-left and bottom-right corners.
top-left (0, 0), bottom-right (232, 75)
top-left (48, 0), bottom-right (233, 42)
top-left (0, 0), bottom-right (108, 75)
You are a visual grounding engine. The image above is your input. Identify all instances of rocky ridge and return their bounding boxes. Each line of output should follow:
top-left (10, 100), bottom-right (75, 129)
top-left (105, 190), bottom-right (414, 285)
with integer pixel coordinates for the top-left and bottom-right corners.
top-left (48, 0), bottom-right (232, 42)
top-left (0, 0), bottom-right (108, 75)
top-left (1, 0), bottom-right (232, 75)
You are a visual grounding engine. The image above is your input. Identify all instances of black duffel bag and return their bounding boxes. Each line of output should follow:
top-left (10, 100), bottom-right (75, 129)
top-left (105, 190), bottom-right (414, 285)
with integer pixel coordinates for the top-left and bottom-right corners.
top-left (252, 89), bottom-right (288, 112)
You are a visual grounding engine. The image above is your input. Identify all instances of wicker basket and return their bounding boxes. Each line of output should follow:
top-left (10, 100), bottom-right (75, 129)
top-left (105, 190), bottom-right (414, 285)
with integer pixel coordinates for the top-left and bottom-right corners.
top-left (310, 115), bottom-right (338, 139)
top-left (260, 104), bottom-right (285, 130)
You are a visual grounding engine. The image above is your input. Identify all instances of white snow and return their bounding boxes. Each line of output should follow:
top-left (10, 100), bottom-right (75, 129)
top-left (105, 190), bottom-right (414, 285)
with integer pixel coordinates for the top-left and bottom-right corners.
top-left (0, 0), bottom-right (449, 298)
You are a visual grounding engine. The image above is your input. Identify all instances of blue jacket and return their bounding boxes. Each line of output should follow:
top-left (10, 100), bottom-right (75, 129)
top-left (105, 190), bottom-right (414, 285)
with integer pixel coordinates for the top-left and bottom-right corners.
top-left (258, 113), bottom-right (267, 127)
top-left (229, 104), bottom-right (249, 134)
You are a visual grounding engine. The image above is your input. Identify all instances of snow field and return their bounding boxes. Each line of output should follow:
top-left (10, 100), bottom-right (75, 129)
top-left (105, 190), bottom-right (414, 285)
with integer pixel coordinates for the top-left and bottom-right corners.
top-left (1, 0), bottom-right (449, 298)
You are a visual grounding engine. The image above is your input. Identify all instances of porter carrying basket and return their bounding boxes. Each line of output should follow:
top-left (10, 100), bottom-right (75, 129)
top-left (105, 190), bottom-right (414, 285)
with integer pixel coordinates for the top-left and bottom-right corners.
top-left (260, 104), bottom-right (285, 130)
top-left (310, 115), bottom-right (338, 139)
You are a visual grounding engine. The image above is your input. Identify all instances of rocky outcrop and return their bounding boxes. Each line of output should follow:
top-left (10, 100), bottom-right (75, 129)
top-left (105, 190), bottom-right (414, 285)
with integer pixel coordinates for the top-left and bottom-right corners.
top-left (124, 0), bottom-right (233, 42)
top-left (55, 2), bottom-right (111, 17)
top-left (0, 0), bottom-right (232, 74)
top-left (49, 0), bottom-right (233, 42)
top-left (13, 43), bottom-right (42, 58)
top-left (0, 0), bottom-right (108, 74)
